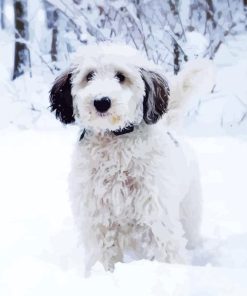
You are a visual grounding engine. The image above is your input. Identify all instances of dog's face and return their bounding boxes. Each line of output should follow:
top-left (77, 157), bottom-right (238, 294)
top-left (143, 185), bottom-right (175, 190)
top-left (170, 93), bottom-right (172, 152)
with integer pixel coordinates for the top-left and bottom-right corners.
top-left (50, 44), bottom-right (170, 132)
top-left (72, 59), bottom-right (145, 131)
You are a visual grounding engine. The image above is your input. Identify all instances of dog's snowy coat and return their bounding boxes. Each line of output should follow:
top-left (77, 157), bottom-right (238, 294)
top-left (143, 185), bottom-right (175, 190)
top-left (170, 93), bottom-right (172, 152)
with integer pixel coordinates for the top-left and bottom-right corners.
top-left (49, 43), bottom-right (212, 272)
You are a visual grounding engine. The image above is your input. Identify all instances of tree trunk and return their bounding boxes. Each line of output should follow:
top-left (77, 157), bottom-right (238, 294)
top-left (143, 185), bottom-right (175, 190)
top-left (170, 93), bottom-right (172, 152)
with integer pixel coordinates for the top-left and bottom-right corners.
top-left (50, 9), bottom-right (58, 62)
top-left (43, 1), bottom-right (55, 29)
top-left (1, 0), bottom-right (5, 29)
top-left (43, 1), bottom-right (59, 62)
top-left (13, 0), bottom-right (31, 80)
top-left (168, 0), bottom-right (184, 74)
top-left (206, 0), bottom-right (217, 29)
top-left (173, 40), bottom-right (180, 74)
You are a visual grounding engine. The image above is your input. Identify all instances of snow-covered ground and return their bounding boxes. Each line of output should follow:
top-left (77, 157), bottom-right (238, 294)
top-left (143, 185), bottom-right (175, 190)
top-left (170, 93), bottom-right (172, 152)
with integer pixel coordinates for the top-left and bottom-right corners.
top-left (0, 127), bottom-right (247, 295)
top-left (1, 20), bottom-right (247, 295)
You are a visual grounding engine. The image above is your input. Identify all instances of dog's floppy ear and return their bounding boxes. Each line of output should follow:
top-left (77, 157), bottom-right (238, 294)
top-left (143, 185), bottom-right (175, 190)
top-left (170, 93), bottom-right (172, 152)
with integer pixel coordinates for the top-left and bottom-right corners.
top-left (49, 70), bottom-right (75, 124)
top-left (140, 69), bottom-right (170, 124)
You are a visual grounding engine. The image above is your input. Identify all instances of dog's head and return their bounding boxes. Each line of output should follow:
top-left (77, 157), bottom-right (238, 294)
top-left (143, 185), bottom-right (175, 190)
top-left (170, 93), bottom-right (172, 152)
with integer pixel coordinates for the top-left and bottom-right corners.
top-left (49, 43), bottom-right (170, 132)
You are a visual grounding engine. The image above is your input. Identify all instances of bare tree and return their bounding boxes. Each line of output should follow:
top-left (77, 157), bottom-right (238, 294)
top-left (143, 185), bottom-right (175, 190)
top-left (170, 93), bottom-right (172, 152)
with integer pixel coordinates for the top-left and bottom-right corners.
top-left (12, 0), bottom-right (31, 80)
top-left (244, 0), bottom-right (247, 29)
top-left (50, 9), bottom-right (58, 62)
top-left (43, 1), bottom-right (59, 62)
top-left (1, 0), bottom-right (5, 29)
top-left (205, 0), bottom-right (217, 30)
top-left (167, 0), bottom-right (187, 74)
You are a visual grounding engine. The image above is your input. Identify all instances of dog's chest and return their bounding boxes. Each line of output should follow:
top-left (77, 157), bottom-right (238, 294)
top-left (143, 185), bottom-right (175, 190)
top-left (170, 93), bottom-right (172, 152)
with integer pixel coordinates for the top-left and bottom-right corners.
top-left (82, 133), bottom-right (157, 220)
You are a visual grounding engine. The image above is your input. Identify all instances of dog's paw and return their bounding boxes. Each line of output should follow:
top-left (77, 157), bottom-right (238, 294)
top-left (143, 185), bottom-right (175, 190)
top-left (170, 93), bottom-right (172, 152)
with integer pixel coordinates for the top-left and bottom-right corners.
top-left (102, 260), bottom-right (115, 272)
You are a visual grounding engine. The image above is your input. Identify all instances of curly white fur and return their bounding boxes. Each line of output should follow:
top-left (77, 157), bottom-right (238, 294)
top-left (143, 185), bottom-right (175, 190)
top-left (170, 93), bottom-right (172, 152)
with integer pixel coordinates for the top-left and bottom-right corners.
top-left (69, 123), bottom-right (201, 273)
top-left (49, 43), bottom-right (213, 274)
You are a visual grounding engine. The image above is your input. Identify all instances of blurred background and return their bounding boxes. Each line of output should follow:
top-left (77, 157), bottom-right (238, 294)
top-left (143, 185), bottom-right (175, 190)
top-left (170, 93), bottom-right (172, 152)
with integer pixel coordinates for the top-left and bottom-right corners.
top-left (1, 1), bottom-right (247, 294)
top-left (0, 0), bottom-right (247, 134)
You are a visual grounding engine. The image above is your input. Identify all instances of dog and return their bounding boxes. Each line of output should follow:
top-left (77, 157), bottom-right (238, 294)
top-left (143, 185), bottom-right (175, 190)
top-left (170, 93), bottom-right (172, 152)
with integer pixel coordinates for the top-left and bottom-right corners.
top-left (49, 43), bottom-right (214, 273)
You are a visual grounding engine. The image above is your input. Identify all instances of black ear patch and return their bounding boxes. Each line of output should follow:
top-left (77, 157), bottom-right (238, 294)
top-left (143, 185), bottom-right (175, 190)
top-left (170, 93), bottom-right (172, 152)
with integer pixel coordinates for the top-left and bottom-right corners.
top-left (141, 69), bottom-right (170, 124)
top-left (49, 70), bottom-right (75, 124)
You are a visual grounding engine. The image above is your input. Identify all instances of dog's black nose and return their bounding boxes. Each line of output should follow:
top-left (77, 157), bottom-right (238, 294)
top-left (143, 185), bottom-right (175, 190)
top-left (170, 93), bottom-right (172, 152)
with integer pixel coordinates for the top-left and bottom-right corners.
top-left (94, 97), bottom-right (111, 113)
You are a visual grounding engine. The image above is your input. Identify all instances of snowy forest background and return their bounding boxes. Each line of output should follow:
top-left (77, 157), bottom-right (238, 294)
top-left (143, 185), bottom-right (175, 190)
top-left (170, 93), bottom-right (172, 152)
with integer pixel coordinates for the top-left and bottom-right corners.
top-left (1, 1), bottom-right (247, 295)
top-left (0, 0), bottom-right (247, 133)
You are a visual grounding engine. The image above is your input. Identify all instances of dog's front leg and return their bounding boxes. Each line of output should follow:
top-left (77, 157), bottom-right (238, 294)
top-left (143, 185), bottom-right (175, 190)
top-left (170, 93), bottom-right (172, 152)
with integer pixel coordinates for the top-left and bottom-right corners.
top-left (150, 219), bottom-right (188, 263)
top-left (95, 225), bottom-right (123, 272)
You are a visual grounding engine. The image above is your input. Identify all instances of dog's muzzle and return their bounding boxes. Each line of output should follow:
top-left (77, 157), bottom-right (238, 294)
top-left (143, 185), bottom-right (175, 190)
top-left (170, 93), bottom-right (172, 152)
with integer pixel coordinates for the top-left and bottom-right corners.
top-left (94, 97), bottom-right (111, 113)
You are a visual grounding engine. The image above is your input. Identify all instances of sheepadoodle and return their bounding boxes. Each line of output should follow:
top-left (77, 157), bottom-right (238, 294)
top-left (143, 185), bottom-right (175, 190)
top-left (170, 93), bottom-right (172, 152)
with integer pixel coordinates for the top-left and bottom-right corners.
top-left (49, 43), bottom-right (213, 273)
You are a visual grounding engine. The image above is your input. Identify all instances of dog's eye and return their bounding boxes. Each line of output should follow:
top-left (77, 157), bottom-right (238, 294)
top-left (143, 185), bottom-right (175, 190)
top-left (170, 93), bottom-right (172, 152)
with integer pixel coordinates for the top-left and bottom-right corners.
top-left (86, 71), bottom-right (94, 82)
top-left (115, 72), bottom-right (125, 83)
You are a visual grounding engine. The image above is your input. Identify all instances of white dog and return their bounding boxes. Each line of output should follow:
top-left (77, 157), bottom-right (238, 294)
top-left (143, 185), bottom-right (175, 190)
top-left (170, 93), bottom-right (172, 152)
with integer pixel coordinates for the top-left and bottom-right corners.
top-left (49, 43), bottom-right (214, 273)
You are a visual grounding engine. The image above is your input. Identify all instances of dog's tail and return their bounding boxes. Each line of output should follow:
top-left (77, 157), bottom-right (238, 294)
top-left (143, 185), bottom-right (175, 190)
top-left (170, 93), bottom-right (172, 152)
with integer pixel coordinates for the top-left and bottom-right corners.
top-left (165, 59), bottom-right (215, 129)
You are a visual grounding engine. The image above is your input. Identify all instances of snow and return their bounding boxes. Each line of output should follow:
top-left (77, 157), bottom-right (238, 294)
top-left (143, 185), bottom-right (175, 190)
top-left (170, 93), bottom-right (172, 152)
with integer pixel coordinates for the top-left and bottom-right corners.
top-left (183, 32), bottom-right (209, 59)
top-left (184, 34), bottom-right (247, 136)
top-left (1, 6), bottom-right (247, 295)
top-left (0, 128), bottom-right (247, 295)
